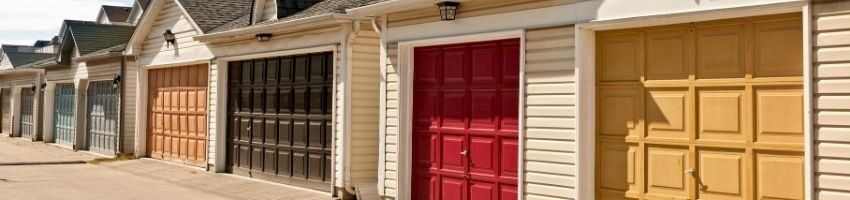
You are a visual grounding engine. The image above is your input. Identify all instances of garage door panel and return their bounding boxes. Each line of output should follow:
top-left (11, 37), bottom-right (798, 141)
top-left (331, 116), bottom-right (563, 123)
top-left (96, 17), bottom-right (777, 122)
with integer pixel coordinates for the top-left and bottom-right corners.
top-left (599, 141), bottom-right (639, 193)
top-left (308, 85), bottom-right (324, 114)
top-left (294, 56), bottom-right (309, 81)
top-left (415, 48), bottom-right (441, 86)
top-left (265, 87), bottom-right (277, 113)
top-left (696, 23), bottom-right (746, 79)
top-left (278, 119), bottom-right (292, 145)
top-left (252, 88), bottom-right (264, 113)
top-left (278, 149), bottom-right (292, 175)
top-left (754, 18), bottom-right (803, 77)
top-left (308, 120), bottom-right (323, 149)
top-left (500, 89), bottom-right (519, 132)
top-left (441, 91), bottom-right (466, 129)
top-left (697, 87), bottom-right (746, 142)
top-left (599, 32), bottom-right (642, 82)
top-left (599, 86), bottom-right (642, 139)
top-left (645, 145), bottom-right (690, 198)
top-left (470, 181), bottom-right (496, 200)
top-left (755, 151), bottom-right (803, 200)
top-left (470, 89), bottom-right (498, 131)
top-left (471, 44), bottom-right (498, 86)
top-left (697, 148), bottom-right (746, 200)
top-left (646, 27), bottom-right (691, 80)
top-left (443, 48), bottom-right (469, 87)
top-left (469, 136), bottom-right (496, 177)
top-left (294, 86), bottom-right (307, 114)
top-left (499, 138), bottom-right (518, 179)
top-left (646, 88), bottom-right (690, 140)
top-left (755, 86), bottom-right (803, 145)
top-left (263, 148), bottom-right (276, 173)
top-left (280, 57), bottom-right (294, 83)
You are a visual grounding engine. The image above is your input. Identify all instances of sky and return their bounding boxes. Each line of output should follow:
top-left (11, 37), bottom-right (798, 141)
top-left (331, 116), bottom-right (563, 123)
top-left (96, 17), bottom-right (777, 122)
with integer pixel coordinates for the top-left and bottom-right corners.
top-left (0, 0), bottom-right (134, 46)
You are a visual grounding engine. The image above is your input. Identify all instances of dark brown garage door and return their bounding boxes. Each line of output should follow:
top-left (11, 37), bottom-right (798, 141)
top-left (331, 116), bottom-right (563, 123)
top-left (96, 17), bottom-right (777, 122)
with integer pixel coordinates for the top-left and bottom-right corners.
top-left (147, 64), bottom-right (208, 167)
top-left (227, 52), bottom-right (333, 191)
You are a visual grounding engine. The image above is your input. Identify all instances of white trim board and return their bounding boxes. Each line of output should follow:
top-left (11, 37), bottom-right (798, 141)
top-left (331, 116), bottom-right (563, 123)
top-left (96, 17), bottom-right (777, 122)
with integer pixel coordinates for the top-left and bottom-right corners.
top-left (394, 30), bottom-right (525, 200)
top-left (573, 2), bottom-right (810, 199)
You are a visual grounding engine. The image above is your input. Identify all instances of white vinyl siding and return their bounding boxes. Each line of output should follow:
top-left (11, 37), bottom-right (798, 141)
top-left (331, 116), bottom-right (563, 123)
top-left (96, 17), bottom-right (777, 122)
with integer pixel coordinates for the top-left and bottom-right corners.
top-left (122, 59), bottom-right (137, 153)
top-left (814, 1), bottom-right (850, 199)
top-left (382, 42), bottom-right (400, 197)
top-left (523, 26), bottom-right (576, 199)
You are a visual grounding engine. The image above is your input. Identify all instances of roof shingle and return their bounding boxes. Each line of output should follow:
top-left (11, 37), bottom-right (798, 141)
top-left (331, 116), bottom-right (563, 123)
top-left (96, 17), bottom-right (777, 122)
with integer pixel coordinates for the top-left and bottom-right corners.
top-left (177, 0), bottom-right (254, 33)
top-left (63, 20), bottom-right (135, 55)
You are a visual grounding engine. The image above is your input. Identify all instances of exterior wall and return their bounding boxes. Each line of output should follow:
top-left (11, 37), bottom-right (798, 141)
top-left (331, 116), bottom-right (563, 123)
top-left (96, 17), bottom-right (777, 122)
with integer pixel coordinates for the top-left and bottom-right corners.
top-left (122, 58), bottom-right (138, 154)
top-left (260, 0), bottom-right (276, 22)
top-left (813, 1), bottom-right (850, 199)
top-left (0, 54), bottom-right (13, 70)
top-left (346, 24), bottom-right (381, 186)
top-left (2, 88), bottom-right (10, 135)
top-left (137, 0), bottom-right (213, 66)
top-left (522, 26), bottom-right (577, 199)
top-left (383, 42), bottom-right (399, 197)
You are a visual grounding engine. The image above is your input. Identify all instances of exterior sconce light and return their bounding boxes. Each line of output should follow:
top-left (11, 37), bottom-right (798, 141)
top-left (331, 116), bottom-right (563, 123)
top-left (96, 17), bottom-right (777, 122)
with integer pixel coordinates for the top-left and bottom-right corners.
top-left (40, 83), bottom-right (46, 92)
top-left (436, 1), bottom-right (460, 21)
top-left (163, 29), bottom-right (176, 48)
top-left (30, 85), bottom-right (36, 92)
top-left (113, 74), bottom-right (122, 88)
top-left (256, 33), bottom-right (273, 42)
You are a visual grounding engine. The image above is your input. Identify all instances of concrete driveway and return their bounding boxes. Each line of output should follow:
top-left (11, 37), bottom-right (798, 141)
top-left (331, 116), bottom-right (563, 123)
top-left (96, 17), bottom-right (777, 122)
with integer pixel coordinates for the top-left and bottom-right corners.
top-left (0, 137), bottom-right (332, 200)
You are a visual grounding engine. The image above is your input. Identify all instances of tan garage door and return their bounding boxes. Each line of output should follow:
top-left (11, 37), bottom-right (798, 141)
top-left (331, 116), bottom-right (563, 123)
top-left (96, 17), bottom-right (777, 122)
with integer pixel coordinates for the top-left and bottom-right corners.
top-left (147, 64), bottom-right (208, 167)
top-left (596, 13), bottom-right (804, 200)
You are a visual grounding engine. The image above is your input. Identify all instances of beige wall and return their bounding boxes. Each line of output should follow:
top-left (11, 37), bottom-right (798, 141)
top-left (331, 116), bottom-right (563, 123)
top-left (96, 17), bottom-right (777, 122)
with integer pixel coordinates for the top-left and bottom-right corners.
top-left (813, 1), bottom-right (850, 199)
top-left (346, 24), bottom-right (381, 186)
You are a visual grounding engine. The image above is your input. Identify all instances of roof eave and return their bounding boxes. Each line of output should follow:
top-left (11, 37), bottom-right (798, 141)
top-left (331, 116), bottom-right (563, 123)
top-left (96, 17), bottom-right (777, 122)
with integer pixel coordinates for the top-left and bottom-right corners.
top-left (346, 0), bottom-right (434, 16)
top-left (195, 13), bottom-right (368, 43)
top-left (75, 52), bottom-right (124, 62)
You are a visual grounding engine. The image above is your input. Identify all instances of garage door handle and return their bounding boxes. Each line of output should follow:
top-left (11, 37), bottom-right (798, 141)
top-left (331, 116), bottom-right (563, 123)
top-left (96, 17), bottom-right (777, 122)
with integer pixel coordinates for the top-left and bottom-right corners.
top-left (460, 150), bottom-right (468, 156)
top-left (246, 127), bottom-right (252, 131)
top-left (686, 168), bottom-right (695, 175)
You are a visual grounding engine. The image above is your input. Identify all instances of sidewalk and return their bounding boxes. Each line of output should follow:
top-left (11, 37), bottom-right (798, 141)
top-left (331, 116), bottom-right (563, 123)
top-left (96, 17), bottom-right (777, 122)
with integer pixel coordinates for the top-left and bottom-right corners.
top-left (0, 136), bottom-right (332, 200)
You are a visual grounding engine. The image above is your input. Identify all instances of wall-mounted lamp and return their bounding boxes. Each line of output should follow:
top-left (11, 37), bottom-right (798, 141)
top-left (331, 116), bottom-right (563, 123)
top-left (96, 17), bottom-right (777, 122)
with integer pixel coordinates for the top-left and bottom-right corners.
top-left (30, 85), bottom-right (36, 92)
top-left (113, 74), bottom-right (122, 89)
top-left (436, 1), bottom-right (460, 21)
top-left (40, 83), bottom-right (46, 92)
top-left (256, 33), bottom-right (273, 42)
top-left (163, 29), bottom-right (176, 48)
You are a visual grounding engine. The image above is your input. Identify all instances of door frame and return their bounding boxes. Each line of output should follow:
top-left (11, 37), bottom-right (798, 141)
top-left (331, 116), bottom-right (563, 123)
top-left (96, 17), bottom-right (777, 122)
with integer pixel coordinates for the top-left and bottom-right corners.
top-left (394, 30), bottom-right (526, 200)
top-left (213, 45), bottom-right (340, 192)
top-left (573, 1), bottom-right (812, 199)
top-left (12, 84), bottom-right (34, 139)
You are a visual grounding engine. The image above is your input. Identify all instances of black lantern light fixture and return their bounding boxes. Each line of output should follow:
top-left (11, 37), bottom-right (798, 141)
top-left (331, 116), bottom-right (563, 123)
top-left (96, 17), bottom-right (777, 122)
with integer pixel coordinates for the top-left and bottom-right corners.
top-left (30, 85), bottom-right (36, 92)
top-left (163, 29), bottom-right (176, 48)
top-left (436, 1), bottom-right (460, 21)
top-left (40, 83), bottom-right (46, 92)
top-left (113, 74), bottom-right (122, 89)
top-left (256, 33), bottom-right (273, 42)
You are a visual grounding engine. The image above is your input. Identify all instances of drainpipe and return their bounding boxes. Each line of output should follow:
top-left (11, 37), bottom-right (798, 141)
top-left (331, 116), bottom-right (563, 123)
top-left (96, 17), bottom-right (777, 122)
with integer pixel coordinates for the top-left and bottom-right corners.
top-left (337, 19), bottom-right (362, 199)
top-left (117, 55), bottom-right (126, 155)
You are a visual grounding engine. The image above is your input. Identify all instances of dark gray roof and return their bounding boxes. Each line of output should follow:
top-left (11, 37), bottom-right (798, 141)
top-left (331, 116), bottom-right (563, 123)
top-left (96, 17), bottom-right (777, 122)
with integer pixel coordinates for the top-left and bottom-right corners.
top-left (209, 0), bottom-right (388, 33)
top-left (178, 0), bottom-right (254, 33)
top-left (138, 0), bottom-right (152, 10)
top-left (4, 52), bottom-right (55, 68)
top-left (82, 43), bottom-right (126, 58)
top-left (103, 5), bottom-right (133, 23)
top-left (63, 20), bottom-right (135, 55)
top-left (19, 55), bottom-right (61, 69)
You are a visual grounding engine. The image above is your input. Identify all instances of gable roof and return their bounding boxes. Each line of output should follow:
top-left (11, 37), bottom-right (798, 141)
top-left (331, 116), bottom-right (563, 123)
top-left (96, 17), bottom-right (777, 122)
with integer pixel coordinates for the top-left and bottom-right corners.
top-left (102, 5), bottom-right (133, 23)
top-left (62, 20), bottom-right (135, 56)
top-left (178, 0), bottom-right (254, 32)
top-left (4, 52), bottom-right (56, 68)
top-left (209, 0), bottom-right (386, 33)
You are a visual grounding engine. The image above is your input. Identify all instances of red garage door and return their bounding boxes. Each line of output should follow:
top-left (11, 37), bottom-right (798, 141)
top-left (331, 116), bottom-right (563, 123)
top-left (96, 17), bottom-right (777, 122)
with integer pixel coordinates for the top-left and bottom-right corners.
top-left (412, 39), bottom-right (520, 200)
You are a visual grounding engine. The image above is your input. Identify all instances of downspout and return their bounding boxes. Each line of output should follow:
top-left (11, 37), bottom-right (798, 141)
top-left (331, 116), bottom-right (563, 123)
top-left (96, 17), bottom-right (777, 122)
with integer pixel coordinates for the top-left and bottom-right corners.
top-left (117, 55), bottom-right (126, 155)
top-left (339, 19), bottom-right (362, 198)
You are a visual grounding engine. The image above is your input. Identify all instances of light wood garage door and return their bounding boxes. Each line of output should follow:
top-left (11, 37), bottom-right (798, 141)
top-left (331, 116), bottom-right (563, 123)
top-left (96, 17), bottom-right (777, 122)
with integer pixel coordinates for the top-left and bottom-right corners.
top-left (147, 64), bottom-right (208, 167)
top-left (595, 13), bottom-right (804, 200)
